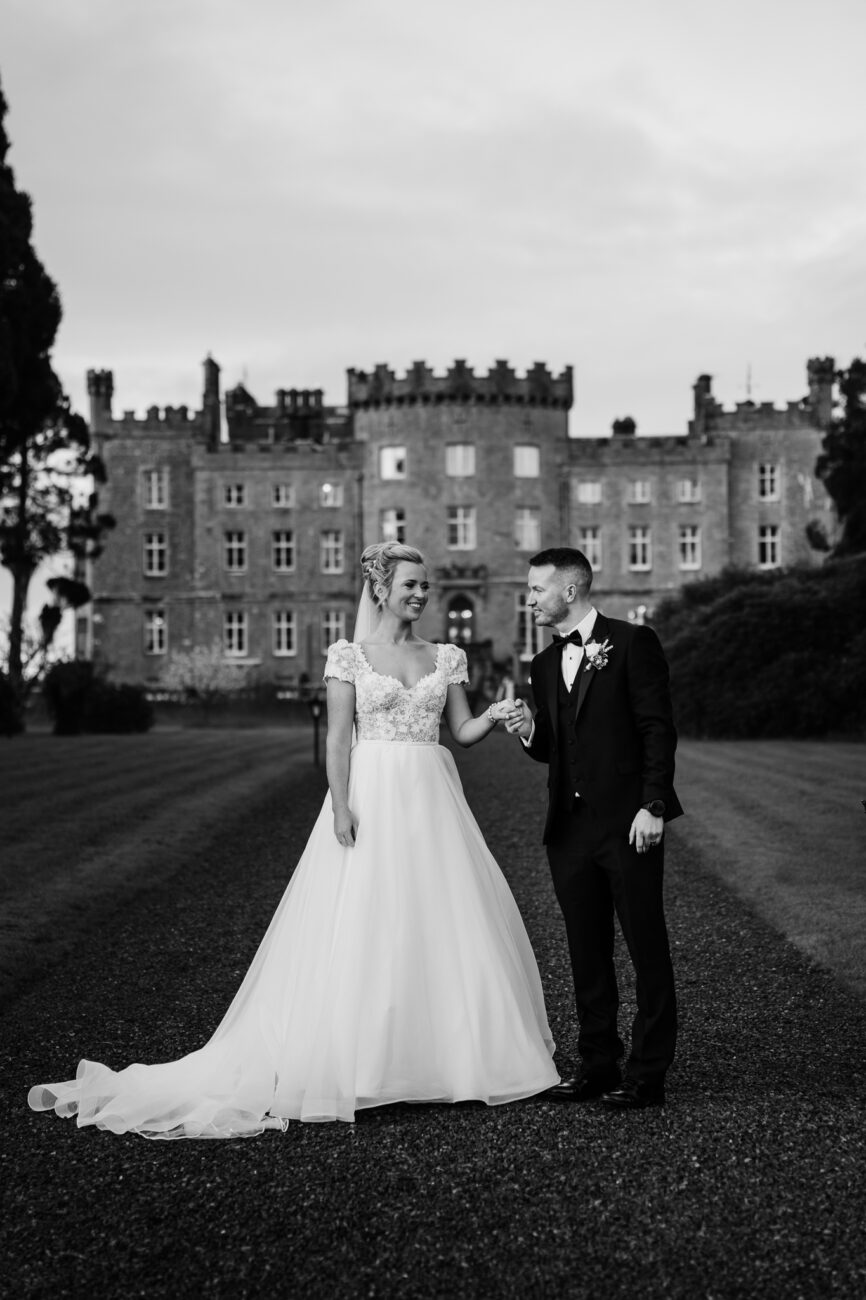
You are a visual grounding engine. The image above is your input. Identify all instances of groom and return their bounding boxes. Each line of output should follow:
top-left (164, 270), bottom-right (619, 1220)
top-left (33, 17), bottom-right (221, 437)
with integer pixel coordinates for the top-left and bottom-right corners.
top-left (507, 547), bottom-right (682, 1109)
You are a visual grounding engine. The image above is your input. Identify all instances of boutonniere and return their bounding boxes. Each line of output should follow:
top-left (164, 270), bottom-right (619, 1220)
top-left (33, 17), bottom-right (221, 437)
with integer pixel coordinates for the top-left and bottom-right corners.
top-left (584, 638), bottom-right (612, 671)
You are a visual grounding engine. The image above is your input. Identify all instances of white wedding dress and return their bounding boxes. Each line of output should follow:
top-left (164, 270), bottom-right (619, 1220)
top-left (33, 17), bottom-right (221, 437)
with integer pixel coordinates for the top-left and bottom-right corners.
top-left (28, 641), bottom-right (558, 1137)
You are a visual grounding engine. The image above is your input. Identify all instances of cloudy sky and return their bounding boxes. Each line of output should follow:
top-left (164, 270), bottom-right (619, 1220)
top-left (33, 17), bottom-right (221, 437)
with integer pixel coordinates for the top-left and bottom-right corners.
top-left (2, 0), bottom-right (866, 440)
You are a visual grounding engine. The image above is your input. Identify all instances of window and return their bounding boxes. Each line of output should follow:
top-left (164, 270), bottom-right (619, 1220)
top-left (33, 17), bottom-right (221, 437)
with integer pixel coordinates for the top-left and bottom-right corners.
top-left (447, 505), bottom-right (476, 550)
top-left (224, 531), bottom-right (247, 572)
top-left (629, 480), bottom-right (652, 504)
top-left (514, 444), bottom-right (540, 477)
top-left (677, 478), bottom-right (701, 504)
top-left (224, 483), bottom-right (246, 508)
top-left (380, 446), bottom-right (407, 480)
top-left (579, 526), bottom-right (602, 572)
top-left (223, 610), bottom-right (248, 657)
top-left (447, 594), bottom-right (475, 645)
top-left (273, 482), bottom-right (295, 508)
top-left (273, 610), bottom-right (297, 656)
top-left (321, 608), bottom-right (346, 650)
top-left (381, 507), bottom-right (406, 544)
top-left (143, 468), bottom-right (168, 509)
top-left (319, 481), bottom-right (344, 508)
top-left (321, 529), bottom-right (344, 574)
top-left (143, 608), bottom-right (167, 655)
top-left (628, 526), bottom-right (652, 571)
top-left (272, 530), bottom-right (295, 572)
top-left (576, 481), bottom-right (602, 505)
top-left (514, 507), bottom-right (541, 551)
top-left (446, 443), bottom-right (476, 477)
top-left (678, 525), bottom-right (702, 570)
top-left (758, 463), bottom-right (780, 501)
top-left (758, 524), bottom-right (780, 569)
top-left (143, 532), bottom-right (168, 576)
top-left (516, 593), bottom-right (543, 661)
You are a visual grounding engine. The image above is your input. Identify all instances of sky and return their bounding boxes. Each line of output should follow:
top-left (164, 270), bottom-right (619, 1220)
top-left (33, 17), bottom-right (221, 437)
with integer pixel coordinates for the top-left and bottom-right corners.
top-left (2, 0), bottom-right (865, 443)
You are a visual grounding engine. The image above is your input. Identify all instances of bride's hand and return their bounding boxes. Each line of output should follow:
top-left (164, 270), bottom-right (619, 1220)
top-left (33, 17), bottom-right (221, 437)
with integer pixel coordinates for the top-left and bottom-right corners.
top-left (504, 699), bottom-right (533, 739)
top-left (333, 808), bottom-right (359, 848)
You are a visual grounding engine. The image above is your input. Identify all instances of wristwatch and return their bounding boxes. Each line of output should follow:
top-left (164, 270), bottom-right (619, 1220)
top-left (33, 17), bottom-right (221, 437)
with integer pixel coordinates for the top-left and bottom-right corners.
top-left (642, 800), bottom-right (666, 818)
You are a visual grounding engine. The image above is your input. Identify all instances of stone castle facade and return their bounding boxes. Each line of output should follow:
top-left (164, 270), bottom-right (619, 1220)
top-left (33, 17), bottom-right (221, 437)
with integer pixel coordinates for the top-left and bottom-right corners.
top-left (80, 355), bottom-right (835, 688)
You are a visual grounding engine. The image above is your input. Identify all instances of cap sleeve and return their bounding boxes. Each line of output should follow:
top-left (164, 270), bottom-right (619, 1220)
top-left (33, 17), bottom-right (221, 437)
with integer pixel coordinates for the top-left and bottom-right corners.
top-left (445, 644), bottom-right (469, 686)
top-left (323, 639), bottom-right (355, 685)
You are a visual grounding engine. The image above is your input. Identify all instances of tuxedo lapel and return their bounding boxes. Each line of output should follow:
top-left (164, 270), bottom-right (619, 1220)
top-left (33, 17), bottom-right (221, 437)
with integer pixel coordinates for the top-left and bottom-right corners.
top-left (574, 613), bottom-right (609, 722)
top-left (543, 646), bottom-right (559, 733)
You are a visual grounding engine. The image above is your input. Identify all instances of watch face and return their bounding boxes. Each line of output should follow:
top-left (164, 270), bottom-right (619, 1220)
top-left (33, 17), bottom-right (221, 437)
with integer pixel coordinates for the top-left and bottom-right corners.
top-left (647, 801), bottom-right (665, 817)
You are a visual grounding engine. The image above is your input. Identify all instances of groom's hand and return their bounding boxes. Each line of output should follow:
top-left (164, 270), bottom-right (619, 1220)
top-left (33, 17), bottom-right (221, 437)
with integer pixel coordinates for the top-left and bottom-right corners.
top-left (505, 699), bottom-right (534, 740)
top-left (629, 809), bottom-right (664, 855)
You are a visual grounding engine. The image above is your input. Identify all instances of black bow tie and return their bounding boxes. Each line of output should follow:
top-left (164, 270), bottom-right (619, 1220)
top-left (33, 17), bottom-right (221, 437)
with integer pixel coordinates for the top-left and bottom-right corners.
top-left (552, 630), bottom-right (584, 648)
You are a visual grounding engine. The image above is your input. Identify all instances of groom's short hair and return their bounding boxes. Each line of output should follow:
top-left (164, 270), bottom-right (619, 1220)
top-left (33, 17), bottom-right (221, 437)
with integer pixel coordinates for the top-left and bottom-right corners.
top-left (529, 547), bottom-right (593, 593)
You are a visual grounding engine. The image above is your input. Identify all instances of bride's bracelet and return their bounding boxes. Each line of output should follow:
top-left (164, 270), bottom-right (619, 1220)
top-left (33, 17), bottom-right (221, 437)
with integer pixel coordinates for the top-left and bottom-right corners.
top-left (486, 704), bottom-right (497, 725)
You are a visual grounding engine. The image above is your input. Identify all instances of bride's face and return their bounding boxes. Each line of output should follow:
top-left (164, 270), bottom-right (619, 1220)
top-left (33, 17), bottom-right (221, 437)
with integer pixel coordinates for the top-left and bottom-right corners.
top-left (384, 562), bottom-right (430, 622)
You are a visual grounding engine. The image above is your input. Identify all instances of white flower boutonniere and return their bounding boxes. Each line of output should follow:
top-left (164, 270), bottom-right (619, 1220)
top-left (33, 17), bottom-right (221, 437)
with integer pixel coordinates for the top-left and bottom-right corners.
top-left (584, 638), bottom-right (612, 671)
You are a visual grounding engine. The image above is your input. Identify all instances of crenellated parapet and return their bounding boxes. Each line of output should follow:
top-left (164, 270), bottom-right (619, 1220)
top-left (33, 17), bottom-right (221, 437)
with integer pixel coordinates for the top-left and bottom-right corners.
top-left (347, 360), bottom-right (574, 410)
top-left (689, 358), bottom-right (835, 438)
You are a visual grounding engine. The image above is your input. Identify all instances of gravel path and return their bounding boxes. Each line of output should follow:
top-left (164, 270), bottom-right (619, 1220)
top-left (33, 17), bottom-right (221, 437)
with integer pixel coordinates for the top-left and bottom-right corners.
top-left (3, 733), bottom-right (865, 1299)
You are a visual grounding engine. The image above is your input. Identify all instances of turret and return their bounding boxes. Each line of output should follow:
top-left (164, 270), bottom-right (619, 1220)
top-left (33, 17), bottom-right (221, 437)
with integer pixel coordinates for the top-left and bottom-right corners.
top-left (806, 356), bottom-right (834, 428)
top-left (202, 354), bottom-right (222, 446)
top-left (87, 369), bottom-right (114, 429)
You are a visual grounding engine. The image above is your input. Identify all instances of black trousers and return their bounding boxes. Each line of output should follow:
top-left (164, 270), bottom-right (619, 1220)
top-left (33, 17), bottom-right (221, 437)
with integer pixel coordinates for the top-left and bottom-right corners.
top-left (546, 797), bottom-right (677, 1083)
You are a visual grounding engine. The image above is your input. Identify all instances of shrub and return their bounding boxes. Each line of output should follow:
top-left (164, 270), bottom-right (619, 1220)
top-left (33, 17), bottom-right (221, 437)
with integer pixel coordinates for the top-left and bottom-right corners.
top-left (85, 681), bottom-right (153, 733)
top-left (0, 672), bottom-right (24, 736)
top-left (654, 556), bottom-right (866, 738)
top-left (42, 660), bottom-right (96, 735)
top-left (42, 661), bottom-right (153, 735)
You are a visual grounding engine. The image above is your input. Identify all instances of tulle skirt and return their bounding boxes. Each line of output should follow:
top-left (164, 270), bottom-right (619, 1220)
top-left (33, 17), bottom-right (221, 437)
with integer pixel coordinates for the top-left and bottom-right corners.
top-left (28, 740), bottom-right (558, 1137)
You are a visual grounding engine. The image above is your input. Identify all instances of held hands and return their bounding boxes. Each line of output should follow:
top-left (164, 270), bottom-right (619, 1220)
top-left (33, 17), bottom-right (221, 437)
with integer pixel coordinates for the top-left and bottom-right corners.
top-left (629, 808), bottom-right (664, 855)
top-left (503, 699), bottom-right (534, 740)
top-left (487, 700), bottom-right (522, 725)
top-left (333, 807), bottom-right (359, 848)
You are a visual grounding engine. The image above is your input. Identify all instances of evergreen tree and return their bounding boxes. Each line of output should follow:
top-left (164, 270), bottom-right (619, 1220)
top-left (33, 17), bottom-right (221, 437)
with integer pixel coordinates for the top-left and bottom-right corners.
top-left (816, 357), bottom-right (866, 556)
top-left (0, 76), bottom-right (63, 465)
top-left (0, 74), bottom-right (114, 729)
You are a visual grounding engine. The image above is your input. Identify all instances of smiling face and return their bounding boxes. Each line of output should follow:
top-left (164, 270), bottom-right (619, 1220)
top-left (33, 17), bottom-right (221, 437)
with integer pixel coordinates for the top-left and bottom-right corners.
top-left (526, 563), bottom-right (582, 631)
top-left (380, 561), bottom-right (430, 623)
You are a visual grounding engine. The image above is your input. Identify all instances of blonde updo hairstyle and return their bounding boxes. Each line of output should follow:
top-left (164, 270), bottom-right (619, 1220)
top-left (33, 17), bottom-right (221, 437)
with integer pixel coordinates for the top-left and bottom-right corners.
top-left (361, 541), bottom-right (426, 609)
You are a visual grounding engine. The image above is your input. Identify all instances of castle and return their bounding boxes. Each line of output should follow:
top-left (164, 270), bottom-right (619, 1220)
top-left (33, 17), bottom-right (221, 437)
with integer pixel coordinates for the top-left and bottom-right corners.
top-left (80, 355), bottom-right (835, 687)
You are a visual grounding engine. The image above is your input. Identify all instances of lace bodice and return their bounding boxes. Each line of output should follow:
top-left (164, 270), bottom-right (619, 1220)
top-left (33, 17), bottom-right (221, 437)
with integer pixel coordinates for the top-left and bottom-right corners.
top-left (323, 640), bottom-right (469, 743)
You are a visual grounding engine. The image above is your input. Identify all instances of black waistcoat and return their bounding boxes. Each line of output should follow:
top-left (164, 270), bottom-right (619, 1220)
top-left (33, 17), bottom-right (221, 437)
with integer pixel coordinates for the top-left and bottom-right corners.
top-left (556, 662), bottom-right (582, 804)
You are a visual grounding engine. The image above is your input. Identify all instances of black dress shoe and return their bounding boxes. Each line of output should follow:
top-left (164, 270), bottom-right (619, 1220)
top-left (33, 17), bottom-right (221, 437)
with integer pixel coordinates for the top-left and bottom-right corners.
top-left (599, 1078), bottom-right (665, 1109)
top-left (546, 1070), bottom-right (622, 1103)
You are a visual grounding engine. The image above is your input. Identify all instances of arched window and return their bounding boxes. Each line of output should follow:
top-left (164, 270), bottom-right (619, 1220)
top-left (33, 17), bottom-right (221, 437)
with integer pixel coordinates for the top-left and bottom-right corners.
top-left (446, 594), bottom-right (475, 645)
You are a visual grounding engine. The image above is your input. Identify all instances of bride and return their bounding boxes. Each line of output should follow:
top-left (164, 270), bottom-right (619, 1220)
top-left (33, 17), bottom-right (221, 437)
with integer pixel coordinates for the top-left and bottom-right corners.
top-left (28, 541), bottom-right (559, 1137)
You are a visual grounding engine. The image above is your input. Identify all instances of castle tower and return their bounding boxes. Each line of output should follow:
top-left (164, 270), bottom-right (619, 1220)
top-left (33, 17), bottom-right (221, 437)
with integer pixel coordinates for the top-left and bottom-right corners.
top-left (86, 369), bottom-right (114, 431)
top-left (806, 357), bottom-right (835, 428)
top-left (202, 354), bottom-right (222, 447)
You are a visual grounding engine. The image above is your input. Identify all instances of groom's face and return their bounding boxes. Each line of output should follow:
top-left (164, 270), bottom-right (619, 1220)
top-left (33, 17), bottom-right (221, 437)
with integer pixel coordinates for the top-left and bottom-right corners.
top-left (526, 565), bottom-right (574, 629)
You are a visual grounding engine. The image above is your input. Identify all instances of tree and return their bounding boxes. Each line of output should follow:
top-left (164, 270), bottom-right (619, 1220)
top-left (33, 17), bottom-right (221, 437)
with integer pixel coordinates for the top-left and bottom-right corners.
top-left (0, 76), bottom-right (63, 467)
top-left (160, 639), bottom-right (250, 708)
top-left (0, 75), bottom-right (114, 727)
top-left (816, 357), bottom-right (866, 556)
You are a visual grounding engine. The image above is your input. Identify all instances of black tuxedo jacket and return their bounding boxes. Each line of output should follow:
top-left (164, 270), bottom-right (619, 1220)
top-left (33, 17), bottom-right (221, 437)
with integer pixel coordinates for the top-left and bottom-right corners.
top-left (525, 613), bottom-right (684, 843)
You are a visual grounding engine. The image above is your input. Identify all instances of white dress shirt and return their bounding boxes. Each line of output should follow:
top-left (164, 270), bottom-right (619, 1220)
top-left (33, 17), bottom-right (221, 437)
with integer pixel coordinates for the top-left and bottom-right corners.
top-left (559, 608), bottom-right (599, 692)
top-left (522, 607), bottom-right (598, 750)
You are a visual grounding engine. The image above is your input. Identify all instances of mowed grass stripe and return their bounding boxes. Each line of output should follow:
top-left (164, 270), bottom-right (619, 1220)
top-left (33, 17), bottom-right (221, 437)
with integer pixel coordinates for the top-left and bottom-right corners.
top-left (1, 732), bottom-right (300, 832)
top-left (675, 739), bottom-right (866, 999)
top-left (0, 730), bottom-right (314, 1003)
top-left (676, 739), bottom-right (862, 808)
top-left (1, 731), bottom-right (303, 845)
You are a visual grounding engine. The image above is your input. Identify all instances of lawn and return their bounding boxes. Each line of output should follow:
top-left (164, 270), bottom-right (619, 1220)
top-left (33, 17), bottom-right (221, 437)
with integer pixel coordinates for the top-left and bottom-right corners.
top-left (0, 729), bottom-right (323, 1003)
top-left (675, 738), bottom-right (866, 998)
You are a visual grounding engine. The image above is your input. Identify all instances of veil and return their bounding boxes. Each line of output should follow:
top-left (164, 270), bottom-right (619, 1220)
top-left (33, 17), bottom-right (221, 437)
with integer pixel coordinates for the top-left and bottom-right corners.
top-left (352, 584), bottom-right (380, 643)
